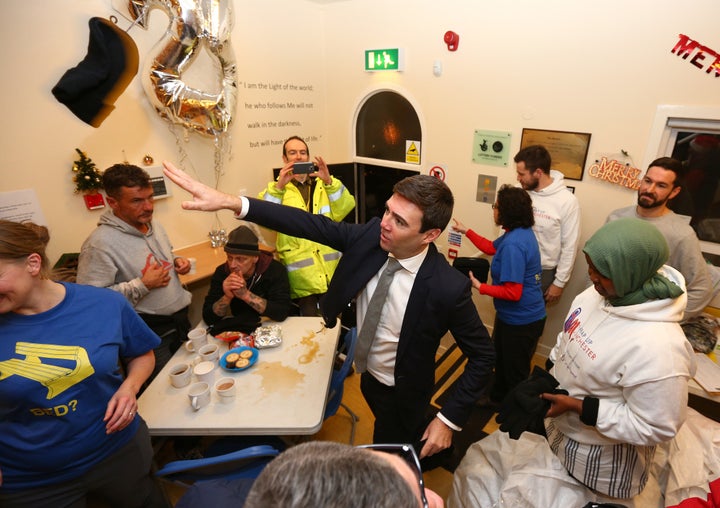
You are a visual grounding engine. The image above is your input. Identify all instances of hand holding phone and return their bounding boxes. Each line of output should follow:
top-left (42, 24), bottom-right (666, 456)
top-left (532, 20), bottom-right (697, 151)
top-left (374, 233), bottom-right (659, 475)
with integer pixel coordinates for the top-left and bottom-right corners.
top-left (293, 162), bottom-right (316, 174)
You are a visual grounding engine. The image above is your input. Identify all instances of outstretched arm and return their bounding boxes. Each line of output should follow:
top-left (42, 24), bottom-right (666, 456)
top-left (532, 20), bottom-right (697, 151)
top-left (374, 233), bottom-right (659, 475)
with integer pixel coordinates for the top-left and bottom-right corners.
top-left (162, 161), bottom-right (243, 213)
top-left (165, 160), bottom-right (353, 253)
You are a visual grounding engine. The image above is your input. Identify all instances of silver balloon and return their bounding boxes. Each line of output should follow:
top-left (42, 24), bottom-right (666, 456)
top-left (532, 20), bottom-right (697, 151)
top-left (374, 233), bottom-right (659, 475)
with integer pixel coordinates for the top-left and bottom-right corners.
top-left (129, 0), bottom-right (237, 137)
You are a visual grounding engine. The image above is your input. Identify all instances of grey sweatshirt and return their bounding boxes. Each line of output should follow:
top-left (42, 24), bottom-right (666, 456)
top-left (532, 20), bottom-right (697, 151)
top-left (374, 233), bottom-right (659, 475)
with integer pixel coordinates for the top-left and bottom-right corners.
top-left (77, 211), bottom-right (191, 315)
top-left (607, 206), bottom-right (713, 320)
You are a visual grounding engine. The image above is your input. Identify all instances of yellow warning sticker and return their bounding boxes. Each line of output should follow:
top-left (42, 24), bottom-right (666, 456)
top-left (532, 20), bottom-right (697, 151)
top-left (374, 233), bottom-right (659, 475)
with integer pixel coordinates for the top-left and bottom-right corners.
top-left (405, 141), bottom-right (421, 164)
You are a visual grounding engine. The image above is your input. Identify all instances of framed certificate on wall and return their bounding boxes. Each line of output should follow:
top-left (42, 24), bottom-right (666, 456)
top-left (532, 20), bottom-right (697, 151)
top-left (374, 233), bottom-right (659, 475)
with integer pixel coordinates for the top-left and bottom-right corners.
top-left (520, 128), bottom-right (592, 181)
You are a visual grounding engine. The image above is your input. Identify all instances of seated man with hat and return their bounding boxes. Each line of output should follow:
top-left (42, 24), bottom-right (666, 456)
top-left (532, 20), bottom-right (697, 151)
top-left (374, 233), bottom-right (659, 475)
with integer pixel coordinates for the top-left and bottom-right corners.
top-left (202, 225), bottom-right (292, 335)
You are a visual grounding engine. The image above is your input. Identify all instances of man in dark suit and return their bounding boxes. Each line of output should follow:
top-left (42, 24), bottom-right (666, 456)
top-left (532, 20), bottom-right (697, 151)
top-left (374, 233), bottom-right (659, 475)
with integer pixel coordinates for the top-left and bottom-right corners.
top-left (163, 161), bottom-right (494, 460)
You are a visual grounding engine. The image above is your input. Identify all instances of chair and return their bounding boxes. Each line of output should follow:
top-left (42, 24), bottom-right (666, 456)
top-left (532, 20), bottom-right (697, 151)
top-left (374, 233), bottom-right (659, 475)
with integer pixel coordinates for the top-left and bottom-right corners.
top-left (154, 441), bottom-right (283, 489)
top-left (324, 326), bottom-right (360, 444)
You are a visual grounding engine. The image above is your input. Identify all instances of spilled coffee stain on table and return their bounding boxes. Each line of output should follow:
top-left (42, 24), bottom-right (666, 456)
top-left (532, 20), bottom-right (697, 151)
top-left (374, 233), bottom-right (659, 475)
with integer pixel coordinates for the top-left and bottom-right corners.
top-left (298, 330), bottom-right (321, 364)
top-left (256, 361), bottom-right (305, 392)
top-left (255, 329), bottom-right (326, 392)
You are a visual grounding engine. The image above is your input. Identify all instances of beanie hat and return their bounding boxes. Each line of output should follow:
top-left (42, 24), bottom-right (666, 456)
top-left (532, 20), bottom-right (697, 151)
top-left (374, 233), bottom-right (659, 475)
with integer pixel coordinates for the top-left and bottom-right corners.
top-left (224, 226), bottom-right (260, 256)
top-left (583, 218), bottom-right (683, 306)
top-left (51, 17), bottom-right (139, 128)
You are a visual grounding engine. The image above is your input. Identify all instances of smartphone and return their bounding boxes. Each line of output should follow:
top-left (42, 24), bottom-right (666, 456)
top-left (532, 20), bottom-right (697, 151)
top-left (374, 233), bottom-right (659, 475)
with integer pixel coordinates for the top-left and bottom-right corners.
top-left (293, 162), bottom-right (316, 174)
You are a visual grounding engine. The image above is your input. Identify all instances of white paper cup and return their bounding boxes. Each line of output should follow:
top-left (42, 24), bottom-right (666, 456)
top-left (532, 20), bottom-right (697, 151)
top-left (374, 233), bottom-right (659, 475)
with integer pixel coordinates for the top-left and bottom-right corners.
top-left (188, 382), bottom-right (210, 411)
top-left (193, 360), bottom-right (216, 384)
top-left (169, 363), bottom-right (192, 388)
top-left (215, 377), bottom-right (236, 404)
top-left (188, 257), bottom-right (197, 274)
top-left (199, 343), bottom-right (220, 363)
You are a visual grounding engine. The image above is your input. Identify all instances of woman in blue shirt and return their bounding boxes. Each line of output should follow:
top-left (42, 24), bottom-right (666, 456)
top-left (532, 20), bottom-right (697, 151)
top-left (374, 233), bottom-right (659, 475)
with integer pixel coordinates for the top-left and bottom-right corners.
top-left (453, 185), bottom-right (546, 405)
top-left (0, 220), bottom-right (167, 508)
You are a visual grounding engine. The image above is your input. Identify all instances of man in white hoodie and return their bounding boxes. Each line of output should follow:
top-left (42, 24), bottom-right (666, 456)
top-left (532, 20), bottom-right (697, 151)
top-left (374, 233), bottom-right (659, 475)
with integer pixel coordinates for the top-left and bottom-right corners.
top-left (77, 164), bottom-right (192, 379)
top-left (514, 145), bottom-right (581, 304)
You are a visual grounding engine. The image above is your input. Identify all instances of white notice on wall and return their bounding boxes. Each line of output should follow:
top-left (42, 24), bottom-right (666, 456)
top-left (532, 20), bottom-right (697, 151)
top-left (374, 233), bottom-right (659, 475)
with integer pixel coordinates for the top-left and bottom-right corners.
top-left (0, 189), bottom-right (47, 225)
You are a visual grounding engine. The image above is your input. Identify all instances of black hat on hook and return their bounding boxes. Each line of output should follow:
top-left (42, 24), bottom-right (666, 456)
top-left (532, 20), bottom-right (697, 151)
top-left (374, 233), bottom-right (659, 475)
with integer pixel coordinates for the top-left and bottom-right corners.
top-left (52, 17), bottom-right (139, 128)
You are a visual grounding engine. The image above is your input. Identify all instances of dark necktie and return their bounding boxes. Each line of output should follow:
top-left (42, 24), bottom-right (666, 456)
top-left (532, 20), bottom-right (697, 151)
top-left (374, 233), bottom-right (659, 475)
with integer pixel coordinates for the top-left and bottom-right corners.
top-left (355, 257), bottom-right (403, 373)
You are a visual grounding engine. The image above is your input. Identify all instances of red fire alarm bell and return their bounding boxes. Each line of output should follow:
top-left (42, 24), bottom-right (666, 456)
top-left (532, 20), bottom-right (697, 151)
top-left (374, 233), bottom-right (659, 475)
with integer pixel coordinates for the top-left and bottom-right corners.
top-left (444, 31), bottom-right (459, 51)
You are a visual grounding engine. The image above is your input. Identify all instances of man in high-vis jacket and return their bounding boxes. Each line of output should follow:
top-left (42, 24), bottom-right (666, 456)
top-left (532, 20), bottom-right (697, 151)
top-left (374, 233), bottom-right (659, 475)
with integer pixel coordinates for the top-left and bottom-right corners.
top-left (258, 136), bottom-right (356, 315)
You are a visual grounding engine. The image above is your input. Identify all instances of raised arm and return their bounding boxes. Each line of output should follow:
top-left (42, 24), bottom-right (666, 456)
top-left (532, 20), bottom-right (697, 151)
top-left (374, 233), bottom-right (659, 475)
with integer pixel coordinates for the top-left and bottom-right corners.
top-left (162, 161), bottom-right (243, 213)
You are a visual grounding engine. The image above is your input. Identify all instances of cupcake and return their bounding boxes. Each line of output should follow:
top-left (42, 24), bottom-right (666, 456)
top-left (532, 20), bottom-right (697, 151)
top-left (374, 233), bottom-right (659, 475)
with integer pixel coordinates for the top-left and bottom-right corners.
top-left (225, 352), bottom-right (240, 368)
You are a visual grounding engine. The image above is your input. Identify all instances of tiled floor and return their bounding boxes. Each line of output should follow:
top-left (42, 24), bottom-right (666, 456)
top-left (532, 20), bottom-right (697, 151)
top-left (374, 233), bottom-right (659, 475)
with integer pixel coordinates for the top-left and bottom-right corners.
top-left (313, 368), bottom-right (499, 502)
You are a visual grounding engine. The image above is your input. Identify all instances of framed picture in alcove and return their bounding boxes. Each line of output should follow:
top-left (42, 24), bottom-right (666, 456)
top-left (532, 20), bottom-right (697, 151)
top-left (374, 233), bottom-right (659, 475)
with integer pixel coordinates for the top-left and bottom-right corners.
top-left (520, 128), bottom-right (592, 181)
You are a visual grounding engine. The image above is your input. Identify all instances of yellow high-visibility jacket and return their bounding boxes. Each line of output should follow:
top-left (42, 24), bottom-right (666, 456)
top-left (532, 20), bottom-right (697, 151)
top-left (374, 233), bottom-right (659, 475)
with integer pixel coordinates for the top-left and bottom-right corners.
top-left (258, 176), bottom-right (355, 298)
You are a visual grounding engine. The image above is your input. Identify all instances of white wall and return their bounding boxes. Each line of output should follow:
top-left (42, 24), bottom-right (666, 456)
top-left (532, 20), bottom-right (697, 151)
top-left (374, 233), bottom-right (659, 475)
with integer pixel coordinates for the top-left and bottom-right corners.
top-left (1, 0), bottom-right (327, 260)
top-left (2, 0), bottom-right (719, 352)
top-left (318, 0), bottom-right (720, 351)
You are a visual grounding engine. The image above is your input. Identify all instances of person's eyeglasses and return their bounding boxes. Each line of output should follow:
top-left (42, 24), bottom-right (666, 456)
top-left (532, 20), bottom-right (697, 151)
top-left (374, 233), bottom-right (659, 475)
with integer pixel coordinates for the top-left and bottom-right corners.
top-left (357, 443), bottom-right (429, 508)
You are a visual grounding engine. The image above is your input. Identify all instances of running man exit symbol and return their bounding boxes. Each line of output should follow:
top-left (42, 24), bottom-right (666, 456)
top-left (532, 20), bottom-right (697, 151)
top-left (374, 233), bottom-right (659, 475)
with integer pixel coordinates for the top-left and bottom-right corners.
top-left (365, 48), bottom-right (404, 71)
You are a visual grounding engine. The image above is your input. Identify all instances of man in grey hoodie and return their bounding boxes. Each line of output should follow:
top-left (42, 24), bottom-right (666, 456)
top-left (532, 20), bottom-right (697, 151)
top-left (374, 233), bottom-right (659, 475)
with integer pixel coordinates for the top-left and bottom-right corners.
top-left (77, 164), bottom-right (192, 379)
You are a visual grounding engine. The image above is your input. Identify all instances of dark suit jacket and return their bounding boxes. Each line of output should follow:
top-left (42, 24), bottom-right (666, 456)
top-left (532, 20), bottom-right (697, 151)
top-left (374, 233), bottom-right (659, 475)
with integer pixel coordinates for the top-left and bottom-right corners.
top-left (245, 198), bottom-right (494, 428)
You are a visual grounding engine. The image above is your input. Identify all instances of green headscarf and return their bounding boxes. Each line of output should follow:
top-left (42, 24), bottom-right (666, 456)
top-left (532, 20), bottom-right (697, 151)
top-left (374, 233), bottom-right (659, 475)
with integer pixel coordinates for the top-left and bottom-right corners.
top-left (583, 218), bottom-right (684, 306)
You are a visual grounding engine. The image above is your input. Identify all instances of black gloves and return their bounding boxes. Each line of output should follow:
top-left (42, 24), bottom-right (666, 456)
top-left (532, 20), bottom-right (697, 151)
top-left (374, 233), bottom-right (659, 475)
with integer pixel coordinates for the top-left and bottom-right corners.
top-left (496, 366), bottom-right (567, 440)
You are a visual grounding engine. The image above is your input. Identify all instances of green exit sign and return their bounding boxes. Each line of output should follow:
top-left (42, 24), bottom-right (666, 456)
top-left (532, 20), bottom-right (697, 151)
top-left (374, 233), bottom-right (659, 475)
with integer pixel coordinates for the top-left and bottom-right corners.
top-left (365, 48), bottom-right (404, 71)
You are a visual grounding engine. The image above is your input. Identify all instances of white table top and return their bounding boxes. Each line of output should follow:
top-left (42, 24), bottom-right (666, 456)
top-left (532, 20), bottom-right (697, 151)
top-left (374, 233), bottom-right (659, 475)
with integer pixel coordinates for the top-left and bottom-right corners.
top-left (690, 378), bottom-right (720, 402)
top-left (137, 317), bottom-right (341, 436)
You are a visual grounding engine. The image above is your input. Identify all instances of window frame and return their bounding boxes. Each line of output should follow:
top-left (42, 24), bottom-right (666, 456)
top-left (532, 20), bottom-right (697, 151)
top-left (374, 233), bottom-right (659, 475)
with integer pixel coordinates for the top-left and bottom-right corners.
top-left (645, 105), bottom-right (720, 256)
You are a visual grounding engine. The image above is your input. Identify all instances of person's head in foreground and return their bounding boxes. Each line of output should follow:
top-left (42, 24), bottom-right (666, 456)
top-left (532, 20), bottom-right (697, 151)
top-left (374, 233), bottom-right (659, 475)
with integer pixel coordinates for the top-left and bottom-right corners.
top-left (583, 217), bottom-right (684, 305)
top-left (244, 441), bottom-right (443, 508)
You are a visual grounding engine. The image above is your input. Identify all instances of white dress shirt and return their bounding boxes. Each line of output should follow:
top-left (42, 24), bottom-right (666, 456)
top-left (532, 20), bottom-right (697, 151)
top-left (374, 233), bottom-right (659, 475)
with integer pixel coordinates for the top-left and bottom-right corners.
top-left (357, 248), bottom-right (427, 386)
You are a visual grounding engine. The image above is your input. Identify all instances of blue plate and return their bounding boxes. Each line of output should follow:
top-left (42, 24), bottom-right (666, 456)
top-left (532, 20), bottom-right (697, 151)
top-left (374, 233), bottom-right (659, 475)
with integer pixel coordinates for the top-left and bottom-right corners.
top-left (220, 347), bottom-right (258, 372)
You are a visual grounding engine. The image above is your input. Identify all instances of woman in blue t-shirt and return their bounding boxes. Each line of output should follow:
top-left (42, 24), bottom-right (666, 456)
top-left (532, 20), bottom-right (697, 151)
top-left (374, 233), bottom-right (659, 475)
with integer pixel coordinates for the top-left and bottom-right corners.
top-left (453, 185), bottom-right (546, 405)
top-left (0, 220), bottom-right (168, 508)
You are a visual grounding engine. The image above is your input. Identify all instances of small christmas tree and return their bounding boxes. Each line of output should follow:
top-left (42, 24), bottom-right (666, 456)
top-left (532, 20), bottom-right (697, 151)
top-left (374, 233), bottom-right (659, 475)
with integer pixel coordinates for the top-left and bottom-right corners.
top-left (72, 148), bottom-right (103, 194)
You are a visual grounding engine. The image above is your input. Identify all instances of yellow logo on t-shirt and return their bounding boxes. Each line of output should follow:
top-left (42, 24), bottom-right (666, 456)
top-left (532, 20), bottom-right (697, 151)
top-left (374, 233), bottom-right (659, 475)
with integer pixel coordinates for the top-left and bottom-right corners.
top-left (0, 342), bottom-right (95, 399)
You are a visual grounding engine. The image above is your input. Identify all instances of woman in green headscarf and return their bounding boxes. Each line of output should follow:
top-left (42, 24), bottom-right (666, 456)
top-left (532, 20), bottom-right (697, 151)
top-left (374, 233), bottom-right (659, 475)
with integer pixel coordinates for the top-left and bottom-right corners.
top-left (539, 217), bottom-right (695, 500)
top-left (448, 219), bottom-right (701, 507)
top-left (582, 217), bottom-right (683, 306)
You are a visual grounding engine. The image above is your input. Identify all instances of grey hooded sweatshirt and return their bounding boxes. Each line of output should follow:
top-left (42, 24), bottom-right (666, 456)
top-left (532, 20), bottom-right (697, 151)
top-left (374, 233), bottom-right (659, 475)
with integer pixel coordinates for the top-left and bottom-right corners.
top-left (77, 210), bottom-right (191, 315)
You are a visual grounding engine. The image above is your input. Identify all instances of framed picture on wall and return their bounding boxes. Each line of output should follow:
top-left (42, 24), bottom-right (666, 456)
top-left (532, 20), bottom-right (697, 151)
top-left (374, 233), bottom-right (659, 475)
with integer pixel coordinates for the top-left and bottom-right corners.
top-left (520, 128), bottom-right (592, 181)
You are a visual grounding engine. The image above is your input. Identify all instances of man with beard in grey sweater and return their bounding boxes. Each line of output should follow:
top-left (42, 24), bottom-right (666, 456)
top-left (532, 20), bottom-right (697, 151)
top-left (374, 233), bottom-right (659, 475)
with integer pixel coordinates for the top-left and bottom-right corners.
top-left (77, 164), bottom-right (192, 379)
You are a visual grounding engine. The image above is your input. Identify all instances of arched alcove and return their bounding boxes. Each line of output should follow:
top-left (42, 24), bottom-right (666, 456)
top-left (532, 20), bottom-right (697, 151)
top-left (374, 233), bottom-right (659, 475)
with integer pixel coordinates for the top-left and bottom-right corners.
top-left (355, 90), bottom-right (422, 163)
